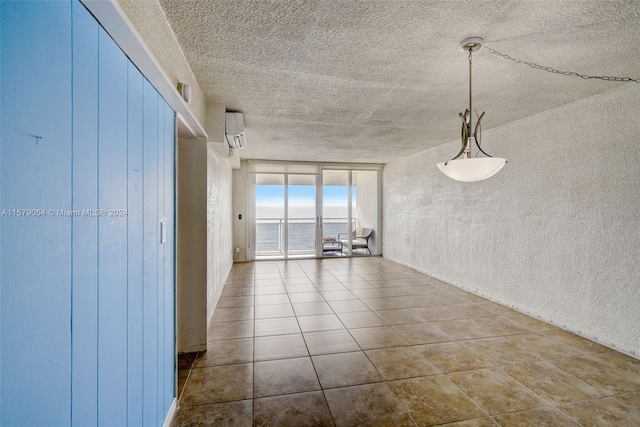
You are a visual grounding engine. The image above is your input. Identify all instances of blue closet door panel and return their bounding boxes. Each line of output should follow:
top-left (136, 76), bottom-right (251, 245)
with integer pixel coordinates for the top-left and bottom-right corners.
top-left (71, 2), bottom-right (99, 425)
top-left (127, 61), bottom-right (145, 427)
top-left (143, 78), bottom-right (160, 427)
top-left (97, 27), bottom-right (128, 427)
top-left (0, 2), bottom-right (4, 422)
top-left (1, 2), bottom-right (72, 425)
top-left (156, 96), bottom-right (167, 421)
top-left (163, 102), bottom-right (176, 412)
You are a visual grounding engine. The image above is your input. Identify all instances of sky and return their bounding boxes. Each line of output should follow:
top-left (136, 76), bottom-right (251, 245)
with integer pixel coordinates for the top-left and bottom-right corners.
top-left (256, 185), bottom-right (355, 206)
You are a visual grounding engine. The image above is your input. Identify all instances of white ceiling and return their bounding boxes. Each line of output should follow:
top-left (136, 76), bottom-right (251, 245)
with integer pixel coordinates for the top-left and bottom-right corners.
top-left (157, 0), bottom-right (640, 163)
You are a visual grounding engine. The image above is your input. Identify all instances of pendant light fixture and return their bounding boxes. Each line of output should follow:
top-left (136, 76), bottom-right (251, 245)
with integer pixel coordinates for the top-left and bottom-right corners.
top-left (437, 37), bottom-right (507, 182)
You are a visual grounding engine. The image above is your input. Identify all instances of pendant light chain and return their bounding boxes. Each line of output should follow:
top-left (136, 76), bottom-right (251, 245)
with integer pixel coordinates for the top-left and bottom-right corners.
top-left (483, 45), bottom-right (640, 83)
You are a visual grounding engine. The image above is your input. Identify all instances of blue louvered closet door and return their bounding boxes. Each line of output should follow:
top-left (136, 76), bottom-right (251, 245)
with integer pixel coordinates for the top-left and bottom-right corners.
top-left (0, 1), bottom-right (176, 425)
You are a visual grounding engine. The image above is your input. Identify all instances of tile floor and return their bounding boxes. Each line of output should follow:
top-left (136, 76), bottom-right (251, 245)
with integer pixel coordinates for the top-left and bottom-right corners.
top-left (172, 257), bottom-right (640, 426)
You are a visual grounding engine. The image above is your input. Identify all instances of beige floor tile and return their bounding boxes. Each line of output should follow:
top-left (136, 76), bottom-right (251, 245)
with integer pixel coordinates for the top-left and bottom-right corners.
top-left (365, 346), bottom-right (440, 380)
top-left (540, 329), bottom-right (610, 354)
top-left (324, 383), bottom-right (415, 427)
top-left (415, 341), bottom-right (494, 373)
top-left (447, 368), bottom-right (547, 415)
top-left (476, 302), bottom-right (518, 316)
top-left (171, 400), bottom-right (252, 427)
top-left (327, 299), bottom-right (371, 313)
top-left (435, 318), bottom-right (497, 340)
top-left (282, 277), bottom-right (313, 285)
top-left (254, 357), bottom-right (321, 398)
top-left (374, 308), bottom-right (424, 325)
top-left (211, 306), bottom-right (255, 322)
top-left (437, 418), bottom-right (498, 427)
top-left (483, 316), bottom-right (537, 335)
top-left (465, 337), bottom-right (540, 366)
top-left (254, 285), bottom-right (287, 295)
top-left (194, 338), bottom-right (253, 367)
top-left (298, 314), bottom-right (345, 333)
top-left (380, 285), bottom-right (440, 296)
top-left (615, 391), bottom-right (640, 412)
top-left (337, 311), bottom-right (386, 329)
top-left (293, 301), bottom-right (334, 316)
top-left (504, 312), bottom-right (557, 332)
top-left (501, 361), bottom-right (604, 404)
top-left (287, 284), bottom-right (319, 293)
top-left (255, 303), bottom-right (295, 319)
top-left (311, 277), bottom-right (342, 284)
top-left (304, 330), bottom-right (361, 355)
top-left (411, 304), bottom-right (495, 322)
top-left (255, 294), bottom-right (291, 306)
top-left (182, 259), bottom-right (640, 426)
top-left (558, 397), bottom-right (640, 427)
top-left (351, 289), bottom-right (387, 299)
top-left (254, 334), bottom-right (309, 361)
top-left (254, 391), bottom-right (334, 427)
top-left (208, 320), bottom-right (254, 341)
top-left (255, 279), bottom-right (284, 287)
top-left (321, 290), bottom-right (358, 301)
top-left (492, 407), bottom-right (580, 426)
top-left (349, 326), bottom-right (409, 350)
top-left (549, 354), bottom-right (640, 394)
top-left (341, 280), bottom-right (375, 289)
top-left (180, 364), bottom-right (253, 406)
top-left (495, 333), bottom-right (583, 361)
top-left (389, 375), bottom-right (487, 425)
top-left (451, 292), bottom-right (491, 304)
top-left (254, 317), bottom-right (301, 337)
top-left (362, 297), bottom-right (413, 310)
top-left (221, 287), bottom-right (254, 297)
top-left (216, 296), bottom-right (255, 308)
top-left (412, 292), bottom-right (469, 307)
top-left (595, 350), bottom-right (640, 375)
top-left (288, 292), bottom-right (325, 303)
top-left (392, 322), bottom-right (451, 345)
top-left (313, 351), bottom-right (382, 388)
top-left (314, 282), bottom-right (348, 292)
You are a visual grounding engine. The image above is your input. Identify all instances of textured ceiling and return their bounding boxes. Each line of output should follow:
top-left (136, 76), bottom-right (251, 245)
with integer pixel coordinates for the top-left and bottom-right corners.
top-left (157, 0), bottom-right (640, 163)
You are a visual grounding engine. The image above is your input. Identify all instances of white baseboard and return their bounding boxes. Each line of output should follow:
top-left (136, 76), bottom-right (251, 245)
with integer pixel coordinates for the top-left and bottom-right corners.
top-left (162, 397), bottom-right (178, 427)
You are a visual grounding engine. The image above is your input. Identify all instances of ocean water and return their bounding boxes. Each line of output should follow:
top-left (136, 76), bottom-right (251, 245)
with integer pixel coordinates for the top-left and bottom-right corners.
top-left (256, 205), bottom-right (353, 252)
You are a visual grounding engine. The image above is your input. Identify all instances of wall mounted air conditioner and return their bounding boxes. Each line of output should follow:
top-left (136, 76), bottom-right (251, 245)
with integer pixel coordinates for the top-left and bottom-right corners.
top-left (225, 112), bottom-right (246, 150)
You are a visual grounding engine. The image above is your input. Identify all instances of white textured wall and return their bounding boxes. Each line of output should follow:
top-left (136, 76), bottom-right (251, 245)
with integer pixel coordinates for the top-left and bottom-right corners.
top-left (207, 146), bottom-right (234, 322)
top-left (176, 142), bottom-right (234, 351)
top-left (355, 171), bottom-right (379, 255)
top-left (232, 161), bottom-right (249, 262)
top-left (177, 138), bottom-right (208, 352)
top-left (116, 0), bottom-right (206, 125)
top-left (384, 84), bottom-right (640, 356)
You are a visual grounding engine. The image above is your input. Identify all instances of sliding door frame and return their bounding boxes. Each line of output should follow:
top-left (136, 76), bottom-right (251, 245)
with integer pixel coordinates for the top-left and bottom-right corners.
top-left (247, 161), bottom-right (384, 261)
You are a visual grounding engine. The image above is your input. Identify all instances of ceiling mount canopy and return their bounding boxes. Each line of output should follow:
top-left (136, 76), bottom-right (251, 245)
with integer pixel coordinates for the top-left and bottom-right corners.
top-left (437, 37), bottom-right (507, 182)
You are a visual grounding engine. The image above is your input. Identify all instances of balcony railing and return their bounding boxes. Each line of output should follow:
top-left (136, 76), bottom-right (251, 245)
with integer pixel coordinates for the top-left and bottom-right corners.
top-left (255, 216), bottom-right (355, 257)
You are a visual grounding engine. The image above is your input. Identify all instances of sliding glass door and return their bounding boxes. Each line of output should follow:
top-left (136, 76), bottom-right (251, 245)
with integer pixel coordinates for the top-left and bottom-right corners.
top-left (254, 173), bottom-right (318, 259)
top-left (287, 174), bottom-right (317, 258)
top-left (251, 165), bottom-right (380, 260)
top-left (321, 170), bottom-right (379, 257)
top-left (321, 171), bottom-right (351, 256)
top-left (255, 174), bottom-right (285, 258)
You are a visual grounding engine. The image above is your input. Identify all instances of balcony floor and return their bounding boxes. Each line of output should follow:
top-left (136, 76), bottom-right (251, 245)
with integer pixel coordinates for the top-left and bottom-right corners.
top-left (173, 257), bottom-right (640, 426)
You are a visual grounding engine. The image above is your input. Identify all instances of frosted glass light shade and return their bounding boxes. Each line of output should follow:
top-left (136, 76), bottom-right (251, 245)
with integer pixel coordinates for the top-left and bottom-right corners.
top-left (437, 157), bottom-right (507, 182)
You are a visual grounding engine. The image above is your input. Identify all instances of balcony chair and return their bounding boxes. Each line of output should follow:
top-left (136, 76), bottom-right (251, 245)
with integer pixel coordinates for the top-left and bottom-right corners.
top-left (338, 228), bottom-right (372, 255)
